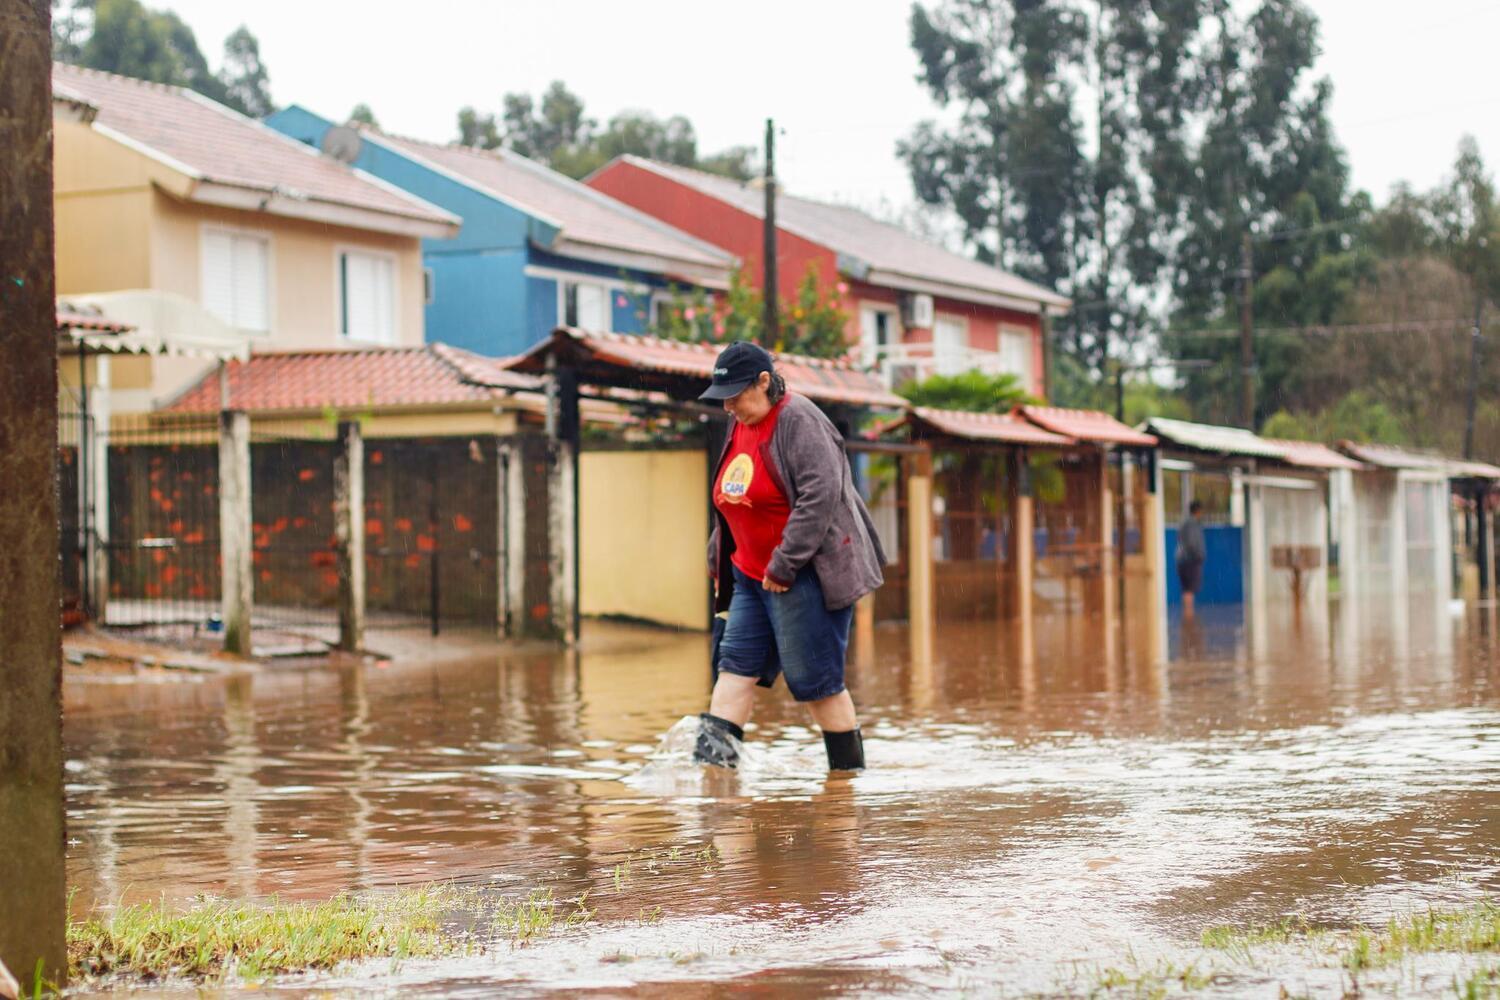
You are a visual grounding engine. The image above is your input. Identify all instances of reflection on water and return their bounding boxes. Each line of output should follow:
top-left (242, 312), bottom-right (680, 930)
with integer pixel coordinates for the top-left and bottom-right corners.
top-left (64, 597), bottom-right (1500, 995)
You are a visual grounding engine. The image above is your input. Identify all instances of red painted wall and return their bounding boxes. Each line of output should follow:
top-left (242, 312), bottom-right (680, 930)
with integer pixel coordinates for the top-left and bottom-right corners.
top-left (588, 160), bottom-right (838, 307)
top-left (590, 160), bottom-right (1050, 397)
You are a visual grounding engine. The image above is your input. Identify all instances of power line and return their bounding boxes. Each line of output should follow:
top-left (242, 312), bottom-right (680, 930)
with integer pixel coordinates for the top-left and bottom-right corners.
top-left (1157, 316), bottom-right (1490, 340)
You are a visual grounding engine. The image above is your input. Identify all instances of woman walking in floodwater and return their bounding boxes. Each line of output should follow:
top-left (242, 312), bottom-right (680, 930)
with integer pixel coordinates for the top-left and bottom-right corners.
top-left (694, 342), bottom-right (886, 772)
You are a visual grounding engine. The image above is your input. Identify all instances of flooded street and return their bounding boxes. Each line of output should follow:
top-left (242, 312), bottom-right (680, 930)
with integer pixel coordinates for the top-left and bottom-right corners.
top-left (63, 598), bottom-right (1500, 997)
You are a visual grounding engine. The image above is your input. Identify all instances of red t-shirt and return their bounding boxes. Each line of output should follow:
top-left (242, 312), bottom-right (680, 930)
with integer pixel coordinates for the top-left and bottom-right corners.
top-left (713, 399), bottom-right (792, 583)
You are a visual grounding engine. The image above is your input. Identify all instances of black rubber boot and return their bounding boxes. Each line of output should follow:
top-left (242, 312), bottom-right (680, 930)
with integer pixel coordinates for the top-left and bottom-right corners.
top-left (693, 712), bottom-right (744, 768)
top-left (823, 728), bottom-right (865, 771)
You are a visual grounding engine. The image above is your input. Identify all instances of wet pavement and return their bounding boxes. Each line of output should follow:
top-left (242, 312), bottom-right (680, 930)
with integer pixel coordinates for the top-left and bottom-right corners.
top-left (63, 595), bottom-right (1500, 996)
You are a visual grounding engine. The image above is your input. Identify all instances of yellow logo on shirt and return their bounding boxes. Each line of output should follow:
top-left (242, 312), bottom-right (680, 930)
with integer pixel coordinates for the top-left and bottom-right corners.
top-left (720, 453), bottom-right (754, 504)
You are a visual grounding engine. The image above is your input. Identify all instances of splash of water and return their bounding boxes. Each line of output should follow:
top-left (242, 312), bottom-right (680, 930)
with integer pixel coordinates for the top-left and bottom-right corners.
top-left (624, 715), bottom-right (817, 794)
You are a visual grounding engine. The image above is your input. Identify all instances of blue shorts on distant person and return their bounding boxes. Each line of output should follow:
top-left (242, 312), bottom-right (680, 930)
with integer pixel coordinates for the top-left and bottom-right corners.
top-left (717, 565), bottom-right (854, 702)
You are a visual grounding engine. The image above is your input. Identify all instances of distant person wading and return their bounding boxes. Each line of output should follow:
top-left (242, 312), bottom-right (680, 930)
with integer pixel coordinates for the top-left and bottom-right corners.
top-left (1176, 500), bottom-right (1206, 618)
top-left (694, 342), bottom-right (886, 772)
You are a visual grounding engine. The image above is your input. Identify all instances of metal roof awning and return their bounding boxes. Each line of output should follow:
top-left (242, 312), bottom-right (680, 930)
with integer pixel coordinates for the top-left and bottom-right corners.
top-left (505, 327), bottom-right (909, 409)
top-left (896, 406), bottom-right (1074, 447)
top-left (1262, 438), bottom-right (1368, 471)
top-left (1337, 440), bottom-right (1451, 472)
top-left (1143, 416), bottom-right (1287, 460)
top-left (1020, 405), bottom-right (1158, 447)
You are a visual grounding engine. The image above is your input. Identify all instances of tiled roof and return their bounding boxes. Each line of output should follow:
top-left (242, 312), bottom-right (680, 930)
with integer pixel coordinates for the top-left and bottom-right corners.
top-left (1261, 438), bottom-right (1367, 471)
top-left (1144, 417), bottom-right (1287, 460)
top-left (53, 63), bottom-right (455, 230)
top-left (373, 135), bottom-right (734, 272)
top-left (904, 406), bottom-right (1074, 447)
top-left (162, 344), bottom-right (538, 415)
top-left (1020, 406), bottom-right (1157, 447)
top-left (610, 156), bottom-right (1070, 311)
top-left (506, 328), bottom-right (908, 409)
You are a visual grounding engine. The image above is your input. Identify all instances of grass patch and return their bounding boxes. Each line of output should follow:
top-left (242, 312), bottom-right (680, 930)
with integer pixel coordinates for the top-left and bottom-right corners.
top-left (1092, 955), bottom-right (1218, 997)
top-left (68, 887), bottom-right (455, 982)
top-left (1343, 901), bottom-right (1500, 972)
top-left (1454, 964), bottom-right (1500, 999)
top-left (68, 881), bottom-right (602, 985)
top-left (1201, 915), bottom-right (1324, 953)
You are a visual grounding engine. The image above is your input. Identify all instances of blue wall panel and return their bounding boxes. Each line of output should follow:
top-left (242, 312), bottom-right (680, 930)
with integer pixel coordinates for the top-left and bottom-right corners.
top-left (424, 250), bottom-right (529, 356)
top-left (1165, 525), bottom-right (1244, 606)
top-left (526, 275), bottom-right (558, 346)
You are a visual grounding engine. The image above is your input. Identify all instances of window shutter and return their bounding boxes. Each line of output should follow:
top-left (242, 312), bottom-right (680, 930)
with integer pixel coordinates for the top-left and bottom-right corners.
top-left (201, 230), bottom-right (236, 326)
top-left (340, 251), bottom-right (396, 344)
top-left (233, 235), bottom-right (269, 331)
top-left (575, 282), bottom-right (607, 331)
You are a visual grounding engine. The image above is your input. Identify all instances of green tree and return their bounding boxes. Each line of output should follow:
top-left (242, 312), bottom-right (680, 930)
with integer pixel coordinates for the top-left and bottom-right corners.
top-left (218, 25), bottom-right (273, 117)
top-left (348, 103), bottom-right (378, 128)
top-left (79, 0), bottom-right (225, 102)
top-left (1260, 391), bottom-right (1407, 446)
top-left (895, 370), bottom-right (1032, 413)
top-left (649, 265), bottom-right (850, 360)
top-left (457, 83), bottom-right (760, 181)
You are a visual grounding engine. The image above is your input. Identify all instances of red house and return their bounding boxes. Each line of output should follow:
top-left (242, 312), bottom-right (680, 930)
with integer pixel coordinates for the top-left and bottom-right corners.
top-left (587, 155), bottom-right (1071, 397)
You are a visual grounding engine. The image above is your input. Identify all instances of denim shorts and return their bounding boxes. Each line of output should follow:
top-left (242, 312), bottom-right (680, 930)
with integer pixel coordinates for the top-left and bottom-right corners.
top-left (717, 565), bottom-right (854, 702)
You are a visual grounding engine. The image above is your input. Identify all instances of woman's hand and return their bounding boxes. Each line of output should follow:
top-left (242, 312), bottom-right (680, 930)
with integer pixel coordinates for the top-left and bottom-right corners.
top-left (762, 576), bottom-right (790, 593)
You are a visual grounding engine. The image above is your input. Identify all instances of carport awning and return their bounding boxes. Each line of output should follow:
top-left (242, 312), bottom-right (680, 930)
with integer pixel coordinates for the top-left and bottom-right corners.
top-left (1262, 438), bottom-right (1367, 471)
top-left (1021, 405), bottom-right (1157, 447)
top-left (1143, 416), bottom-right (1285, 459)
top-left (1338, 441), bottom-right (1451, 472)
top-left (505, 327), bottom-right (909, 409)
top-left (897, 406), bottom-right (1074, 447)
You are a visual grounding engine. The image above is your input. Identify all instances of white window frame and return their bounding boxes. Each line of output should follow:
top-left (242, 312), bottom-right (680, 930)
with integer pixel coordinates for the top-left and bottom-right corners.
top-left (933, 313), bottom-right (969, 376)
top-left (998, 323), bottom-right (1035, 389)
top-left (334, 245), bottom-right (400, 346)
top-left (423, 266), bottom-right (435, 306)
top-left (859, 304), bottom-right (899, 369)
top-left (199, 223), bottom-right (273, 335)
top-left (558, 278), bottom-right (612, 333)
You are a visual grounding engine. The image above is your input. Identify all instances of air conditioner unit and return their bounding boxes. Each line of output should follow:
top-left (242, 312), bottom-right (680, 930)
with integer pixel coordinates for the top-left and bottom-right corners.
top-left (901, 293), bottom-right (934, 328)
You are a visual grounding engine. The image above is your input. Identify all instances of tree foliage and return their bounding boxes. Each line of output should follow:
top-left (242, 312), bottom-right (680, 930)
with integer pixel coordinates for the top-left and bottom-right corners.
top-left (648, 265), bottom-right (849, 360)
top-left (55, 0), bottom-right (274, 117)
top-left (348, 104), bottom-right (379, 128)
top-left (903, 0), bottom-right (1360, 429)
top-left (456, 81), bottom-right (756, 180)
top-left (895, 370), bottom-right (1032, 413)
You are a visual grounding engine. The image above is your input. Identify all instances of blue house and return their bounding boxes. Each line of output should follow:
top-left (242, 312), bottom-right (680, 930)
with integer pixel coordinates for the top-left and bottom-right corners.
top-left (266, 106), bottom-right (736, 357)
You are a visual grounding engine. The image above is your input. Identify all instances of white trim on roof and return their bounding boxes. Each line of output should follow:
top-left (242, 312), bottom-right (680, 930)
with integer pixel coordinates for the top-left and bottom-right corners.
top-left (358, 129), bottom-right (567, 231)
top-left (189, 181), bottom-right (457, 239)
top-left (500, 147), bottom-right (734, 267)
top-left (89, 121), bottom-right (204, 181)
top-left (547, 237), bottom-right (732, 288)
top-left (862, 269), bottom-right (1059, 316)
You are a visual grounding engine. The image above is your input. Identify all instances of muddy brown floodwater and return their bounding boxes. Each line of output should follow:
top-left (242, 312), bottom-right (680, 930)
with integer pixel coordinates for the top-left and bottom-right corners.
top-left (64, 595), bottom-right (1500, 997)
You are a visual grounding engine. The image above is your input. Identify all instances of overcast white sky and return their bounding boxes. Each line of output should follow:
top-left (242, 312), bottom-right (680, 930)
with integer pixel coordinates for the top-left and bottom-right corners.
top-left (163, 0), bottom-right (1500, 211)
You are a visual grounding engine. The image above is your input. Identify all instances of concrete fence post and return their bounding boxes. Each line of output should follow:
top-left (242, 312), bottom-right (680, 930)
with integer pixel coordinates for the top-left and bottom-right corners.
top-left (219, 409), bottom-right (253, 656)
top-left (906, 448), bottom-right (935, 666)
top-left (334, 420), bottom-right (365, 651)
top-left (0, 0), bottom-right (68, 983)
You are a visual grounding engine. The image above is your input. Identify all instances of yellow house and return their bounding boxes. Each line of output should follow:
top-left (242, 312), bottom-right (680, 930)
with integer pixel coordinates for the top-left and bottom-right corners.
top-left (51, 62), bottom-right (460, 414)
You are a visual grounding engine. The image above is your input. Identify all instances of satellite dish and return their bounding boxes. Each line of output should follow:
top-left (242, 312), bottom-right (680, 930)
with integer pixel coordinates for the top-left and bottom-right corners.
top-left (321, 125), bottom-right (363, 164)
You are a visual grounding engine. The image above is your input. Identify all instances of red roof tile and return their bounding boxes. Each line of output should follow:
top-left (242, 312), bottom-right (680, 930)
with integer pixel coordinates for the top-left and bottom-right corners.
top-left (1018, 405), bottom-right (1157, 447)
top-left (162, 344), bottom-right (538, 415)
top-left (1261, 438), bottom-right (1367, 471)
top-left (53, 64), bottom-right (454, 231)
top-left (506, 328), bottom-right (908, 409)
top-left (903, 407), bottom-right (1073, 447)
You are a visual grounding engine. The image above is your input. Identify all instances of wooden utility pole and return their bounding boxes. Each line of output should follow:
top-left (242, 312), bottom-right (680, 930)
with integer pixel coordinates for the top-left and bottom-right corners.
top-left (762, 118), bottom-right (779, 347)
top-left (0, 0), bottom-right (68, 986)
top-left (1239, 232), bottom-right (1255, 430)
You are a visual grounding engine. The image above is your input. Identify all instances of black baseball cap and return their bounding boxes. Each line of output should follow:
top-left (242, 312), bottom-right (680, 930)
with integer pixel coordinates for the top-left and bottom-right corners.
top-left (698, 341), bottom-right (775, 401)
